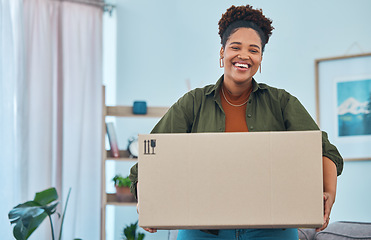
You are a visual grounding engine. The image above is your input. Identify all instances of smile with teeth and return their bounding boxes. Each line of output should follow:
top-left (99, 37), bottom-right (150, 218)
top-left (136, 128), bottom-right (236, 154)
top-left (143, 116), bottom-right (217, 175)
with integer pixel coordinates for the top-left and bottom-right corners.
top-left (234, 62), bottom-right (250, 69)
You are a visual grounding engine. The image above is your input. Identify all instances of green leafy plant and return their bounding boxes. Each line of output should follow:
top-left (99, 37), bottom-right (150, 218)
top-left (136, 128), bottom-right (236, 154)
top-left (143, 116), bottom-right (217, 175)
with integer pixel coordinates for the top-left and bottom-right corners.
top-left (122, 221), bottom-right (145, 240)
top-left (112, 174), bottom-right (131, 187)
top-left (8, 187), bottom-right (72, 240)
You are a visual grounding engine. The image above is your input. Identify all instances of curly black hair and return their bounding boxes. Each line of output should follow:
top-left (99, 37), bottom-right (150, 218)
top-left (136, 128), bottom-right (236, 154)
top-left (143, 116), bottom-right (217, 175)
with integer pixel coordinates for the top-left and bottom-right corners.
top-left (218, 5), bottom-right (274, 51)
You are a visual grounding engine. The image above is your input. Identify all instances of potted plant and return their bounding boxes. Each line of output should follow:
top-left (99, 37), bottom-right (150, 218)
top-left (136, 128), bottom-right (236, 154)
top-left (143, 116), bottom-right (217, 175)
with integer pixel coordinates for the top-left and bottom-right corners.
top-left (8, 187), bottom-right (81, 240)
top-left (122, 221), bottom-right (145, 240)
top-left (112, 174), bottom-right (134, 202)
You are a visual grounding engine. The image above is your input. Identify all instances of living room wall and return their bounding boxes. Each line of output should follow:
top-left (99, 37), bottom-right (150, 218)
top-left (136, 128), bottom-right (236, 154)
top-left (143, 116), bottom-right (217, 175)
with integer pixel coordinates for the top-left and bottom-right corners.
top-left (108, 0), bottom-right (371, 239)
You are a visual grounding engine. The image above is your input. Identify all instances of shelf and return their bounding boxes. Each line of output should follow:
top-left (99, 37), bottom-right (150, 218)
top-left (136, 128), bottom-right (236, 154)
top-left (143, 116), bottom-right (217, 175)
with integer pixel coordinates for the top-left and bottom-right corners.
top-left (106, 106), bottom-right (168, 118)
top-left (106, 193), bottom-right (137, 206)
top-left (106, 150), bottom-right (138, 161)
top-left (101, 88), bottom-right (169, 240)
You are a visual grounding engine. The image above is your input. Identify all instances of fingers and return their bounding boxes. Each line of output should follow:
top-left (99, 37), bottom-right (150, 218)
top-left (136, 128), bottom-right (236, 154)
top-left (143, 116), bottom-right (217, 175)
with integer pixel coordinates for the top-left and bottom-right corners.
top-left (316, 216), bottom-right (330, 232)
top-left (143, 228), bottom-right (157, 233)
top-left (323, 195), bottom-right (331, 222)
top-left (316, 193), bottom-right (333, 232)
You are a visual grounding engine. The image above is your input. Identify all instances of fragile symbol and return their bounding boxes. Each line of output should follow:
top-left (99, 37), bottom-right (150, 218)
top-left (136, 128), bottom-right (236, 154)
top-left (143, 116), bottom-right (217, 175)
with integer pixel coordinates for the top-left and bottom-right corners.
top-left (144, 139), bottom-right (156, 155)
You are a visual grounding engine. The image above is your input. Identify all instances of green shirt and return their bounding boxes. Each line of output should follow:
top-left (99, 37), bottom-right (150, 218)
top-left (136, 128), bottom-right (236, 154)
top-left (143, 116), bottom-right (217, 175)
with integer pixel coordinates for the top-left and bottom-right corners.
top-left (129, 75), bottom-right (343, 198)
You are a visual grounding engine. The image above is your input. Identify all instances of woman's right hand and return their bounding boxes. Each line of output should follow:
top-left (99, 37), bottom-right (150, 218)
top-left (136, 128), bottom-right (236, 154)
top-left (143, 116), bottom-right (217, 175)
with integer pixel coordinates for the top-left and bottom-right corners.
top-left (143, 227), bottom-right (158, 233)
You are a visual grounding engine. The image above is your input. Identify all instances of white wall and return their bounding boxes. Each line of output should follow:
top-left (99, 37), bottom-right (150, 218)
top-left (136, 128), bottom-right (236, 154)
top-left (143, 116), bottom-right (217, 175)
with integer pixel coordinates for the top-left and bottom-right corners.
top-left (108, 1), bottom-right (371, 239)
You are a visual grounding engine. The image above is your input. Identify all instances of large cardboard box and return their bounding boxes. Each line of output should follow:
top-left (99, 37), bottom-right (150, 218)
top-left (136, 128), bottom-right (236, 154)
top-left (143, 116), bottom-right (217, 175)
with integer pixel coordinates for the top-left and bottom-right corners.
top-left (138, 131), bottom-right (323, 229)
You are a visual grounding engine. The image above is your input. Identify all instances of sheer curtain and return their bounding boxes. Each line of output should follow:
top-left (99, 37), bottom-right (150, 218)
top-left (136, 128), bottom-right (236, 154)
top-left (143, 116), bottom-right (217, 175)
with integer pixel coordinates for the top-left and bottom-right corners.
top-left (0, 0), bottom-right (25, 239)
top-left (1, 0), bottom-right (102, 239)
top-left (60, 2), bottom-right (102, 239)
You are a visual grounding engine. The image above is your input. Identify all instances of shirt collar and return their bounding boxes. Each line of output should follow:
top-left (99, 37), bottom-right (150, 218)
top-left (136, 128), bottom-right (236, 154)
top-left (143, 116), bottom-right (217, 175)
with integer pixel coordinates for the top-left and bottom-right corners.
top-left (206, 75), bottom-right (266, 97)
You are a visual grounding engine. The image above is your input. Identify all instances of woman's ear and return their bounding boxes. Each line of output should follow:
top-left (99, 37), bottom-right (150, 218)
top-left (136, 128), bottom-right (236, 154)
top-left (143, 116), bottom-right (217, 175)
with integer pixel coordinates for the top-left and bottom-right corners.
top-left (220, 47), bottom-right (224, 58)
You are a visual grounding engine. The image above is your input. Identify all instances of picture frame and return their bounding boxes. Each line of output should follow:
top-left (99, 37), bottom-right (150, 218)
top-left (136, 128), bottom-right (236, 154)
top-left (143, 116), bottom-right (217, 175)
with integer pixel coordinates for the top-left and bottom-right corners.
top-left (315, 53), bottom-right (371, 161)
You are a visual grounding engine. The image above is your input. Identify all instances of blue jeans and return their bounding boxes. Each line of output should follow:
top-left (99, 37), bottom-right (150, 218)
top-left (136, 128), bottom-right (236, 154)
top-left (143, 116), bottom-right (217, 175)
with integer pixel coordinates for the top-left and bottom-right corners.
top-left (176, 229), bottom-right (298, 240)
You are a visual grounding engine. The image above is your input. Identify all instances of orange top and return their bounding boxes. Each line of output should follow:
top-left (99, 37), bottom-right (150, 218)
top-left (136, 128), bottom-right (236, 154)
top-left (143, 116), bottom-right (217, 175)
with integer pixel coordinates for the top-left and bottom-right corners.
top-left (220, 85), bottom-right (252, 132)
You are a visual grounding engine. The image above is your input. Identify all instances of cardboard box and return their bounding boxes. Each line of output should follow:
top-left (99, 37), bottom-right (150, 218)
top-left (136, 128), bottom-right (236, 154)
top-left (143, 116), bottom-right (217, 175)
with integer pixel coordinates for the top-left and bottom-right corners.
top-left (138, 131), bottom-right (323, 229)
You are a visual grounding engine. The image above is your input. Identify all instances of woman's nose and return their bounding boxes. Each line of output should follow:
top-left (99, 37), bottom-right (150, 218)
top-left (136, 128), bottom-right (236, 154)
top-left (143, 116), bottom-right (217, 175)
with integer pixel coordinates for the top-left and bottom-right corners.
top-left (238, 54), bottom-right (250, 60)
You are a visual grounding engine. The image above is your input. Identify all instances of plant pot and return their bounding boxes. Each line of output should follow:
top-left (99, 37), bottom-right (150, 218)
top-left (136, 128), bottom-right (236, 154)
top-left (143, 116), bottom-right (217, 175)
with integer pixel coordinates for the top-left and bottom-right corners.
top-left (115, 186), bottom-right (135, 202)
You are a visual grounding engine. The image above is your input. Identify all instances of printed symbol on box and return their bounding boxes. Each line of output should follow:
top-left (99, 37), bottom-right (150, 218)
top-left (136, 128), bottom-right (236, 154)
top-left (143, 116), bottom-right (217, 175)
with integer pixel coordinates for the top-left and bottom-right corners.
top-left (144, 139), bottom-right (156, 155)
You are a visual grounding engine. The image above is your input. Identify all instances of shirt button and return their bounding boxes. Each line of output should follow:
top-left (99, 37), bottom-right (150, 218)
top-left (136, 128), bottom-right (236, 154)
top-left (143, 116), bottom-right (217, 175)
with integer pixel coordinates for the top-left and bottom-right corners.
top-left (247, 114), bottom-right (252, 118)
top-left (248, 100), bottom-right (252, 104)
top-left (250, 126), bottom-right (254, 130)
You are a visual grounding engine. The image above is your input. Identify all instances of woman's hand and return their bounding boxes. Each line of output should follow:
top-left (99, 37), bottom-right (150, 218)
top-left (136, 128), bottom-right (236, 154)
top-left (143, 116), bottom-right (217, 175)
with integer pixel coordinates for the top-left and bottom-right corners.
top-left (143, 227), bottom-right (158, 233)
top-left (316, 192), bottom-right (335, 232)
top-left (136, 183), bottom-right (158, 233)
top-left (316, 157), bottom-right (337, 232)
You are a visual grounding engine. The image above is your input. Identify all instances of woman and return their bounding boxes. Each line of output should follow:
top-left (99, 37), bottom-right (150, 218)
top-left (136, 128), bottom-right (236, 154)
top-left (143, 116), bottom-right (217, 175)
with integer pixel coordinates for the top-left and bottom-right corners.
top-left (129, 5), bottom-right (343, 240)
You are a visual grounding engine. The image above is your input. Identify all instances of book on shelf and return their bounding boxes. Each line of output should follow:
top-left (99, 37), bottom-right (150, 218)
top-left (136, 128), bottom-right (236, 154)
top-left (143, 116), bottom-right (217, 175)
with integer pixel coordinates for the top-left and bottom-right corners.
top-left (106, 122), bottom-right (120, 158)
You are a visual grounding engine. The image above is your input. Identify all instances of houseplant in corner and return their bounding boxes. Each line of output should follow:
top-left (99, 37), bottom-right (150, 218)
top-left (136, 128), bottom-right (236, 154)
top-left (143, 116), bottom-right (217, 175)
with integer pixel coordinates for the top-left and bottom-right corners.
top-left (122, 221), bottom-right (145, 240)
top-left (8, 187), bottom-right (75, 240)
top-left (112, 174), bottom-right (134, 202)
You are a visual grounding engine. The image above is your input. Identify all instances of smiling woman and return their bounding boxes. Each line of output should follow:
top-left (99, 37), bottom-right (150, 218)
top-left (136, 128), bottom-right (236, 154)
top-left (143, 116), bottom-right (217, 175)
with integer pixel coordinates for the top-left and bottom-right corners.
top-left (129, 4), bottom-right (343, 240)
top-left (220, 28), bottom-right (262, 95)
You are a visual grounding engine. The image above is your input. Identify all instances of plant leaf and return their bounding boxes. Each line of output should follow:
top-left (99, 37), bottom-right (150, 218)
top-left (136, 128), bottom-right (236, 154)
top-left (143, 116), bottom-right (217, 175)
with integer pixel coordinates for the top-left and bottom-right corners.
top-left (25, 213), bottom-right (49, 239)
top-left (138, 233), bottom-right (145, 240)
top-left (123, 221), bottom-right (141, 240)
top-left (9, 205), bottom-right (45, 224)
top-left (11, 211), bottom-right (48, 240)
top-left (34, 188), bottom-right (58, 206)
top-left (43, 202), bottom-right (59, 216)
top-left (13, 219), bottom-right (26, 240)
top-left (14, 200), bottom-right (42, 207)
top-left (9, 187), bottom-right (60, 240)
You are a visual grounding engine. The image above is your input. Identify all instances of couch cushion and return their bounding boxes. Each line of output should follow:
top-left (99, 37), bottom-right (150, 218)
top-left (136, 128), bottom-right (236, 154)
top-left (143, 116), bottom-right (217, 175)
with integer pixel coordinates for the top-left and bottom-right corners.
top-left (315, 221), bottom-right (371, 240)
top-left (298, 228), bottom-right (317, 240)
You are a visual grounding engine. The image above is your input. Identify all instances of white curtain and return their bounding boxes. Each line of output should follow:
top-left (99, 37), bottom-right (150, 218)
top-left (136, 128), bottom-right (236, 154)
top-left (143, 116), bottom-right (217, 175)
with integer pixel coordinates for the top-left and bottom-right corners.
top-left (0, 0), bottom-right (103, 239)
top-left (0, 0), bottom-right (26, 239)
top-left (60, 2), bottom-right (102, 239)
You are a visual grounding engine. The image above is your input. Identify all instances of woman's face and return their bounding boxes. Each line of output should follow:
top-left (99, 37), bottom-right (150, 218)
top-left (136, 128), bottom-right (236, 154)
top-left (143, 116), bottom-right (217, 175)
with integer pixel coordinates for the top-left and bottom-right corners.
top-left (220, 27), bottom-right (262, 88)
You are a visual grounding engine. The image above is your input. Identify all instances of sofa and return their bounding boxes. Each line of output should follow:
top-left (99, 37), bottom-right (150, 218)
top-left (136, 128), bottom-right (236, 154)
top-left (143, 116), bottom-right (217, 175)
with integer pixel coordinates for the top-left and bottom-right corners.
top-left (298, 221), bottom-right (371, 240)
top-left (168, 222), bottom-right (371, 240)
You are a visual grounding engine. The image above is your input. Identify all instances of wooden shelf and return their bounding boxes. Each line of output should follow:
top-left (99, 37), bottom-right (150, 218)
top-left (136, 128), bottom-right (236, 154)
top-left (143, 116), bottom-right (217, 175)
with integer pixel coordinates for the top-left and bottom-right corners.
top-left (106, 193), bottom-right (137, 206)
top-left (101, 88), bottom-right (169, 240)
top-left (106, 106), bottom-right (168, 118)
top-left (106, 150), bottom-right (138, 161)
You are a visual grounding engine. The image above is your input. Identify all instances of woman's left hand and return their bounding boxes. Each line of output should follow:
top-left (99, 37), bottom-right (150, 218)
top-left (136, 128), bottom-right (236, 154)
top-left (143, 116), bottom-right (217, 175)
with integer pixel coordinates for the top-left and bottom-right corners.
top-left (316, 157), bottom-right (338, 232)
top-left (316, 192), bottom-right (335, 232)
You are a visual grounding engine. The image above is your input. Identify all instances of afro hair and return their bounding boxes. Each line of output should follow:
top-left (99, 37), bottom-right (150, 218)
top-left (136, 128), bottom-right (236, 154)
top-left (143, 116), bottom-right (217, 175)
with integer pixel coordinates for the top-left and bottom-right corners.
top-left (218, 5), bottom-right (274, 47)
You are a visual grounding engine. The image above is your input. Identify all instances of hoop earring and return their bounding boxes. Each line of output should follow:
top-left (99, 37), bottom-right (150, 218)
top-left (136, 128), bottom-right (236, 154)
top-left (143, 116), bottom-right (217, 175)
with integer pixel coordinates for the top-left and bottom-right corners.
top-left (259, 64), bottom-right (262, 73)
top-left (220, 58), bottom-right (224, 68)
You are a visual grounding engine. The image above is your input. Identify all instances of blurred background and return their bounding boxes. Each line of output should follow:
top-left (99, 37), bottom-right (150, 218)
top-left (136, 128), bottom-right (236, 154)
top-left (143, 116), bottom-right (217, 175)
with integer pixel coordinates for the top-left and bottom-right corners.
top-left (1, 0), bottom-right (371, 239)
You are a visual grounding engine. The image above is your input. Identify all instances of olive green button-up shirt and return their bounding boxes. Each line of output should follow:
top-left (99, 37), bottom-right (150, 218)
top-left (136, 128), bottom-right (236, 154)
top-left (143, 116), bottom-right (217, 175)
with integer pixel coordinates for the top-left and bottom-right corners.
top-left (129, 75), bottom-right (343, 199)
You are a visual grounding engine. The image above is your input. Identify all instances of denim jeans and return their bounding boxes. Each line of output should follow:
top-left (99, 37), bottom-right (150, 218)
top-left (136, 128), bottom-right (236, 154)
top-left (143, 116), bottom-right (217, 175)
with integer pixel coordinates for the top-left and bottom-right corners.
top-left (176, 228), bottom-right (298, 240)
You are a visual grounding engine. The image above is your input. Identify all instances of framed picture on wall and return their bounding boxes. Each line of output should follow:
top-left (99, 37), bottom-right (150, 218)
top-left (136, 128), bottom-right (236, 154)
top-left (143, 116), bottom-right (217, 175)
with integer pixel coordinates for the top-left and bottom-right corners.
top-left (315, 53), bottom-right (371, 161)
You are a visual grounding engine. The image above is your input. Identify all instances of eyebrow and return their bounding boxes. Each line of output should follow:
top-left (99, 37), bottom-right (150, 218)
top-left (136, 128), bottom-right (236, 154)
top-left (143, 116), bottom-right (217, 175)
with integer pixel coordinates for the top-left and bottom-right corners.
top-left (229, 42), bottom-right (261, 50)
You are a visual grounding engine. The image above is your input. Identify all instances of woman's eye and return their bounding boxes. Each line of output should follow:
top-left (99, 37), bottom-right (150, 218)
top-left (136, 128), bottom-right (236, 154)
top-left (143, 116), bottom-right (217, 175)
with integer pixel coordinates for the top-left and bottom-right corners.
top-left (231, 46), bottom-right (240, 50)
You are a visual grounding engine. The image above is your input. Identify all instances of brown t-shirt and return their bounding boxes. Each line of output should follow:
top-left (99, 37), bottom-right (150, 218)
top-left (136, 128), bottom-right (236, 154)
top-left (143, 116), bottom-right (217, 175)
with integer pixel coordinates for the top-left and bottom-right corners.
top-left (220, 86), bottom-right (252, 132)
